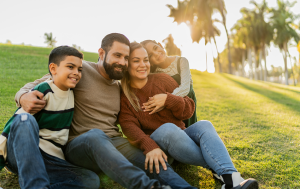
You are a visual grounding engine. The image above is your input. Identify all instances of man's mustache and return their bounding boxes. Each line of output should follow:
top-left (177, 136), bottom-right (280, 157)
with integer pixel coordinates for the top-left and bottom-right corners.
top-left (112, 63), bottom-right (127, 71)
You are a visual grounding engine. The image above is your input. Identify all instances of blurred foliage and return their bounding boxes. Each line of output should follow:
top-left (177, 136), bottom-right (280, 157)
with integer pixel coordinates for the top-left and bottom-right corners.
top-left (162, 34), bottom-right (181, 56)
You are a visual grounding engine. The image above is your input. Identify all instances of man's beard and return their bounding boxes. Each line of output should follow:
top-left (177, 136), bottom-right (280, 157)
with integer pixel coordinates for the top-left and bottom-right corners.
top-left (103, 55), bottom-right (127, 80)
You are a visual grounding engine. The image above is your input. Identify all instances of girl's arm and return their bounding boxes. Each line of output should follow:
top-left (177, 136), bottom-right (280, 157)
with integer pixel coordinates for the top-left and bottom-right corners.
top-left (172, 57), bottom-right (191, 97)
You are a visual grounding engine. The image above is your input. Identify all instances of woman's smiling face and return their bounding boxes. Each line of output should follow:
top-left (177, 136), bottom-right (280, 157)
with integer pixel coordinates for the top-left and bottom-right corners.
top-left (128, 47), bottom-right (150, 81)
top-left (144, 42), bottom-right (167, 66)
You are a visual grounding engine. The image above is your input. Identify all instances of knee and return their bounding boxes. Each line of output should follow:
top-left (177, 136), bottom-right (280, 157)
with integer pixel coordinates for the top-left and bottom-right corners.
top-left (79, 170), bottom-right (100, 189)
top-left (82, 129), bottom-right (111, 147)
top-left (10, 113), bottom-right (39, 133)
top-left (151, 123), bottom-right (182, 142)
top-left (195, 120), bottom-right (215, 131)
top-left (86, 129), bottom-right (108, 141)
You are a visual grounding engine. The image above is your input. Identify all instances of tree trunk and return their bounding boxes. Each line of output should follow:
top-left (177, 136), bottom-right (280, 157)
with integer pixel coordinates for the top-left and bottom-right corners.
top-left (206, 46), bottom-right (208, 72)
top-left (248, 48), bottom-right (253, 79)
top-left (259, 49), bottom-right (263, 81)
top-left (242, 50), bottom-right (245, 77)
top-left (263, 46), bottom-right (267, 81)
top-left (283, 42), bottom-right (289, 85)
top-left (288, 51), bottom-right (296, 86)
top-left (213, 37), bottom-right (222, 73)
top-left (225, 28), bottom-right (232, 74)
top-left (220, 9), bottom-right (232, 74)
top-left (253, 48), bottom-right (258, 80)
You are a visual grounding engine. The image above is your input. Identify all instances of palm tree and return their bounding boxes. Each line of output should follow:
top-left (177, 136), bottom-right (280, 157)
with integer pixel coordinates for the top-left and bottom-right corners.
top-left (210, 0), bottom-right (233, 73)
top-left (232, 8), bottom-right (257, 79)
top-left (251, 0), bottom-right (273, 81)
top-left (231, 27), bottom-right (247, 77)
top-left (44, 32), bottom-right (57, 48)
top-left (167, 0), bottom-right (222, 72)
top-left (270, 0), bottom-right (299, 85)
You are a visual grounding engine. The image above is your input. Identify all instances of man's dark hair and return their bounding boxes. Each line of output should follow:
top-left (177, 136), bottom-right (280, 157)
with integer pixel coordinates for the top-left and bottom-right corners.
top-left (48, 46), bottom-right (83, 75)
top-left (101, 33), bottom-right (130, 53)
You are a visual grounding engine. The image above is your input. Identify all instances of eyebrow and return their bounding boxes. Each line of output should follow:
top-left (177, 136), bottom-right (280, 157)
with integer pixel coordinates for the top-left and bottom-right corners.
top-left (152, 44), bottom-right (157, 50)
top-left (66, 63), bottom-right (82, 68)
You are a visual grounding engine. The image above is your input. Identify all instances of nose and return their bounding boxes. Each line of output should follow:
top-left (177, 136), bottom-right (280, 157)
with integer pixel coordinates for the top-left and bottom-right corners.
top-left (153, 51), bottom-right (159, 57)
top-left (118, 57), bottom-right (126, 66)
top-left (73, 68), bottom-right (79, 75)
top-left (139, 60), bottom-right (146, 67)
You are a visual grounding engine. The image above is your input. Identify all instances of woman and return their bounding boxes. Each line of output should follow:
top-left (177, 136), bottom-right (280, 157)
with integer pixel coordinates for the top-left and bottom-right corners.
top-left (119, 42), bottom-right (258, 189)
top-left (140, 40), bottom-right (197, 128)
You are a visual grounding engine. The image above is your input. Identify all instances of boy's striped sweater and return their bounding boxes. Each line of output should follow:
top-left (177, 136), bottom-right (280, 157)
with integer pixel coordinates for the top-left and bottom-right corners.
top-left (0, 79), bottom-right (74, 170)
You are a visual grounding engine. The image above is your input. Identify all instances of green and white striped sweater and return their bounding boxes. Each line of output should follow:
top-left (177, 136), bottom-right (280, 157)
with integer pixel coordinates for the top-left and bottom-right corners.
top-left (0, 79), bottom-right (74, 170)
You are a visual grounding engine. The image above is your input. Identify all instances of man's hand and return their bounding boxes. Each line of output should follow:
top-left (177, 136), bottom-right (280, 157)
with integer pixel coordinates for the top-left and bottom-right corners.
top-left (142, 94), bottom-right (167, 114)
top-left (145, 148), bottom-right (168, 174)
top-left (19, 91), bottom-right (46, 114)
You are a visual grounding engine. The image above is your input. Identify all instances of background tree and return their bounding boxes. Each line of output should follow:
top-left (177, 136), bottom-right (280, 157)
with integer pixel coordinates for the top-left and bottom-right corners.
top-left (162, 34), bottom-right (182, 56)
top-left (251, 0), bottom-right (273, 81)
top-left (44, 32), bottom-right (57, 48)
top-left (232, 8), bottom-right (257, 79)
top-left (270, 0), bottom-right (299, 85)
top-left (72, 44), bottom-right (83, 52)
top-left (210, 0), bottom-right (233, 74)
top-left (167, 0), bottom-right (222, 72)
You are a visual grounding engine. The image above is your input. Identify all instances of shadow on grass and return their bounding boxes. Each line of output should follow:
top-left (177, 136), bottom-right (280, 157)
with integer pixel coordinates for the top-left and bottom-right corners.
top-left (221, 75), bottom-right (300, 115)
top-left (266, 82), bottom-right (300, 95)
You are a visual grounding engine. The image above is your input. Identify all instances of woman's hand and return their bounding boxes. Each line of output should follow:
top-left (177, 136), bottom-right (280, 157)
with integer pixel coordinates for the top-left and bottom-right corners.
top-left (142, 94), bottom-right (167, 114)
top-left (145, 148), bottom-right (168, 174)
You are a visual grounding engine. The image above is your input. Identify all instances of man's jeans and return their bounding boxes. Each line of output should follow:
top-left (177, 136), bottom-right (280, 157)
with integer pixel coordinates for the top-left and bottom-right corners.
top-left (64, 129), bottom-right (197, 189)
top-left (6, 113), bottom-right (100, 189)
top-left (150, 121), bottom-right (238, 176)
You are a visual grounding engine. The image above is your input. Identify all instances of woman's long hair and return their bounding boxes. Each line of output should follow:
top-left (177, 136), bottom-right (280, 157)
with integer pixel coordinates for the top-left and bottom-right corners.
top-left (121, 42), bottom-right (144, 112)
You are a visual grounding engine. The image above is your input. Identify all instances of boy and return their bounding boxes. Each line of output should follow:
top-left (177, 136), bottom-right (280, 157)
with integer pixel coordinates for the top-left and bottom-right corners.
top-left (0, 46), bottom-right (99, 189)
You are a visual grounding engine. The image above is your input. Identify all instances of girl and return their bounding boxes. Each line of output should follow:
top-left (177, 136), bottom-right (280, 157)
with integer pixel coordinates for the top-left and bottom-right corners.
top-left (140, 40), bottom-right (197, 127)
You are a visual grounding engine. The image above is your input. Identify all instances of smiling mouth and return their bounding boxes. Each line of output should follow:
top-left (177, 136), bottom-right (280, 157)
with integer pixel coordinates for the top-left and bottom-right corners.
top-left (115, 67), bottom-right (123, 72)
top-left (69, 78), bottom-right (78, 82)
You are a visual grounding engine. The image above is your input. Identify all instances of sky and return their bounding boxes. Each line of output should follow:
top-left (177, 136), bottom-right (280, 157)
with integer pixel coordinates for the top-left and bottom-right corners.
top-left (1, 0), bottom-right (299, 73)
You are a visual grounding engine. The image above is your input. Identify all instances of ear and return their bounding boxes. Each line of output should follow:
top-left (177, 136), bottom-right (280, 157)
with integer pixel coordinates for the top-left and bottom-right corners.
top-left (49, 63), bottom-right (58, 75)
top-left (98, 48), bottom-right (106, 61)
top-left (158, 42), bottom-right (164, 48)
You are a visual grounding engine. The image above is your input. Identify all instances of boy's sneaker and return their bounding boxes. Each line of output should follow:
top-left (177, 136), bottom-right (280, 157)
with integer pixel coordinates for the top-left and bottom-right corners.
top-left (221, 172), bottom-right (258, 189)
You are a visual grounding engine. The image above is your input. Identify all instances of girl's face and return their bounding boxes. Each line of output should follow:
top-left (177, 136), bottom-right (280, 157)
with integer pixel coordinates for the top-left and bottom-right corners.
top-left (144, 42), bottom-right (167, 66)
top-left (128, 47), bottom-right (150, 81)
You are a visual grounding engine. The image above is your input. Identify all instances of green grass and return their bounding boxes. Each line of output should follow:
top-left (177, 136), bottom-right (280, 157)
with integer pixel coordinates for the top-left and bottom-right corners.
top-left (1, 44), bottom-right (300, 188)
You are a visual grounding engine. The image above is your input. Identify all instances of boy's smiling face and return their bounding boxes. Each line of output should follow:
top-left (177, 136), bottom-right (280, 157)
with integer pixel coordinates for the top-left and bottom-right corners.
top-left (49, 55), bottom-right (83, 91)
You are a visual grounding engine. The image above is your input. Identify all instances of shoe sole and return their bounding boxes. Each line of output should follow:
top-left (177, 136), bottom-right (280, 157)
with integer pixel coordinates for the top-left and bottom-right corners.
top-left (240, 179), bottom-right (259, 189)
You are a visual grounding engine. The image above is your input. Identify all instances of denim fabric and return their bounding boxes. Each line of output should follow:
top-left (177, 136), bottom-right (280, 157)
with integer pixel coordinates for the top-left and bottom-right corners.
top-left (64, 129), bottom-right (196, 189)
top-left (150, 121), bottom-right (237, 176)
top-left (6, 113), bottom-right (100, 189)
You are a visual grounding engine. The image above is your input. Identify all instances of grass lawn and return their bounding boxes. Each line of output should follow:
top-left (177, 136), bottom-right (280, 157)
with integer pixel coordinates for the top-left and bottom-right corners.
top-left (1, 44), bottom-right (300, 188)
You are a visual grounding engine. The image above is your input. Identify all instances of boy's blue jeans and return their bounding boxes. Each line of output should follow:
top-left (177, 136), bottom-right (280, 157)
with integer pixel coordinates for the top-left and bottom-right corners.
top-left (64, 129), bottom-right (197, 189)
top-left (150, 121), bottom-right (238, 176)
top-left (6, 113), bottom-right (100, 189)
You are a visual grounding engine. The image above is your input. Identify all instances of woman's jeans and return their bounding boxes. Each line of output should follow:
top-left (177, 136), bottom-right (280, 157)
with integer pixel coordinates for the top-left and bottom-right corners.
top-left (150, 121), bottom-right (237, 176)
top-left (6, 113), bottom-right (100, 189)
top-left (64, 128), bottom-right (196, 189)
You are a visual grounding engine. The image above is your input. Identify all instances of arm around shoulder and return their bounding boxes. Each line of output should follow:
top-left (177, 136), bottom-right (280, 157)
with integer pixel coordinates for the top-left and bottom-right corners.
top-left (15, 73), bottom-right (51, 106)
top-left (15, 74), bottom-right (50, 113)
